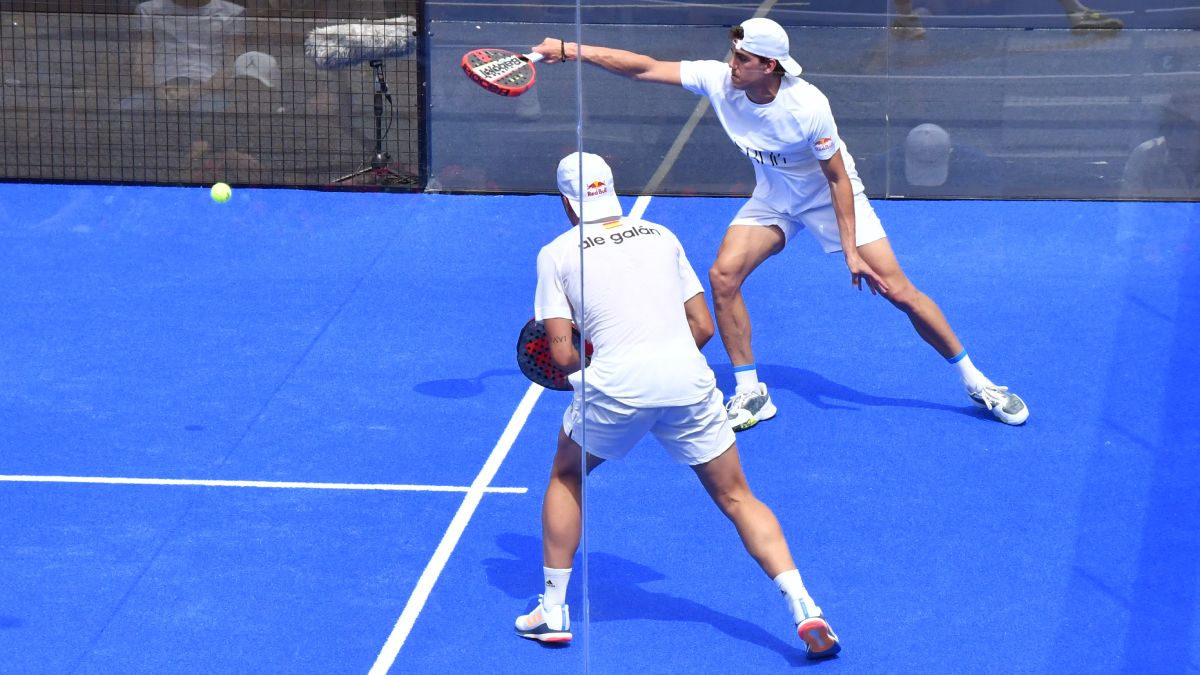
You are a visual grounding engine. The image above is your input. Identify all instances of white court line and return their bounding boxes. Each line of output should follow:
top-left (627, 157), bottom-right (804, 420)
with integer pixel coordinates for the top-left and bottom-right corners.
top-left (0, 475), bottom-right (527, 494)
top-left (369, 382), bottom-right (544, 674)
top-left (629, 194), bottom-right (653, 220)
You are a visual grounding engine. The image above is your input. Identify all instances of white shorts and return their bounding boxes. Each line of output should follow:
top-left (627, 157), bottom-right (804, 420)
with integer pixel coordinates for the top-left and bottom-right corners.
top-left (562, 388), bottom-right (735, 466)
top-left (731, 192), bottom-right (887, 253)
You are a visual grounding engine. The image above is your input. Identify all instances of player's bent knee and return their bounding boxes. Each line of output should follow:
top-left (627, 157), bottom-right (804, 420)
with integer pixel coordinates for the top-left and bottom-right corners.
top-left (713, 487), bottom-right (753, 515)
top-left (882, 281), bottom-right (921, 310)
top-left (708, 265), bottom-right (742, 298)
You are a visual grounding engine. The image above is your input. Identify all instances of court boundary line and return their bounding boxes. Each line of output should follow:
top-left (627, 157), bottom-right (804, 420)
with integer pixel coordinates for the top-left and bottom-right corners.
top-left (0, 475), bottom-right (527, 494)
top-left (368, 382), bottom-right (544, 673)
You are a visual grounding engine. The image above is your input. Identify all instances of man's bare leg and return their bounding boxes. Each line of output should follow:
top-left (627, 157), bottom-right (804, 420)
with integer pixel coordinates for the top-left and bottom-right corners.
top-left (709, 224), bottom-right (786, 369)
top-left (691, 441), bottom-right (795, 576)
top-left (856, 237), bottom-right (963, 359)
top-left (692, 442), bottom-right (841, 659)
top-left (855, 237), bottom-right (1029, 424)
top-left (709, 225), bottom-right (788, 429)
top-left (543, 428), bottom-right (603, 569)
top-left (516, 429), bottom-right (604, 643)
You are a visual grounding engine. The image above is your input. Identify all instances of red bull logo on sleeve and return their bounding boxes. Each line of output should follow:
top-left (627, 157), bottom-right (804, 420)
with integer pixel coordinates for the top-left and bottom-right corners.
top-left (814, 137), bottom-right (834, 151)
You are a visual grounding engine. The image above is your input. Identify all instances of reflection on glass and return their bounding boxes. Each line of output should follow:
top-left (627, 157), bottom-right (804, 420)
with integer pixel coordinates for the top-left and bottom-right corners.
top-left (890, 0), bottom-right (1125, 39)
top-left (860, 122), bottom-right (998, 197)
top-left (130, 0), bottom-right (247, 113)
top-left (1121, 91), bottom-right (1200, 199)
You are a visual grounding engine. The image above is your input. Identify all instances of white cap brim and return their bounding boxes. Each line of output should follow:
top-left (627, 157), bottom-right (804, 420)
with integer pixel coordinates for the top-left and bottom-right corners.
top-left (564, 193), bottom-right (623, 223)
top-left (732, 37), bottom-right (802, 76)
top-left (777, 55), bottom-right (802, 76)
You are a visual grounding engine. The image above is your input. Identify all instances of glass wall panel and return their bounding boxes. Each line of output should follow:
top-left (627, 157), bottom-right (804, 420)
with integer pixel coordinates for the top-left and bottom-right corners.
top-left (428, 1), bottom-right (1199, 202)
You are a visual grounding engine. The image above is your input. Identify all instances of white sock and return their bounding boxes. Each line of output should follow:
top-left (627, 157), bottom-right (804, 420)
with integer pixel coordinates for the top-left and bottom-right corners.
top-left (773, 569), bottom-right (814, 622)
top-left (948, 351), bottom-right (991, 392)
top-left (543, 566), bottom-right (571, 606)
top-left (733, 364), bottom-right (759, 393)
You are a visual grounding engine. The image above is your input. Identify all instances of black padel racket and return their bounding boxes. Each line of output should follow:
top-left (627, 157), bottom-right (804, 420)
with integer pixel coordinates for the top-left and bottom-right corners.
top-left (516, 318), bottom-right (593, 391)
top-left (462, 48), bottom-right (544, 97)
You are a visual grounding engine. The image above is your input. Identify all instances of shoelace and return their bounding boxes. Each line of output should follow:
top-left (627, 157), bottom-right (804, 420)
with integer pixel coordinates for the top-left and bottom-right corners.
top-left (726, 389), bottom-right (758, 412)
top-left (973, 384), bottom-right (1010, 409)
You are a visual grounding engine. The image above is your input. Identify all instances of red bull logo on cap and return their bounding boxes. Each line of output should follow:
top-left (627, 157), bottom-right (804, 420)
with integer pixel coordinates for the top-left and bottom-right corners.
top-left (586, 180), bottom-right (608, 197)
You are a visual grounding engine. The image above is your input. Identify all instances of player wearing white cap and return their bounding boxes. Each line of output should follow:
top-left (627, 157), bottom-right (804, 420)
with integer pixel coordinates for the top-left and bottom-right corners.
top-left (515, 152), bottom-right (841, 660)
top-left (532, 18), bottom-right (1028, 430)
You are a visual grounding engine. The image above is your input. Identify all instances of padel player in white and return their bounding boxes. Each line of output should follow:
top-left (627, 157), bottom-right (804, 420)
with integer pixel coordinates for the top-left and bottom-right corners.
top-left (515, 152), bottom-right (841, 660)
top-left (532, 20), bottom-right (1028, 430)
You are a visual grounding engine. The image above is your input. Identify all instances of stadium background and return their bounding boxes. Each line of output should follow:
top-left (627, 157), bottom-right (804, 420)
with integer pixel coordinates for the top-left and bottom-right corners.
top-left (2, 1), bottom-right (1197, 200)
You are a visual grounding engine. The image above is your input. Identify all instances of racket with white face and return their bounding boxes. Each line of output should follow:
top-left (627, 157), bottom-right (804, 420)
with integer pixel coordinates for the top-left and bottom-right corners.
top-left (461, 48), bottom-right (544, 97)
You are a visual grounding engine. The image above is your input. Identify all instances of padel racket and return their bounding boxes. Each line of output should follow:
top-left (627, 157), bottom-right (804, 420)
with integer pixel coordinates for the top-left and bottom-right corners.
top-left (462, 48), bottom-right (544, 97)
top-left (516, 318), bottom-right (593, 391)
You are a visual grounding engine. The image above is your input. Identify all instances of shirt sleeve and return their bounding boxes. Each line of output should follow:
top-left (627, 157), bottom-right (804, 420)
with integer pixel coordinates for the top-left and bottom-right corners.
top-left (806, 93), bottom-right (841, 161)
top-left (679, 60), bottom-right (726, 98)
top-left (533, 246), bottom-right (573, 322)
top-left (673, 236), bottom-right (705, 301)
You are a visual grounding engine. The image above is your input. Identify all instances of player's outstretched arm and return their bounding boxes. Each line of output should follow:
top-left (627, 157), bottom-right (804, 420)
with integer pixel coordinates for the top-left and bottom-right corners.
top-left (531, 38), bottom-right (682, 86)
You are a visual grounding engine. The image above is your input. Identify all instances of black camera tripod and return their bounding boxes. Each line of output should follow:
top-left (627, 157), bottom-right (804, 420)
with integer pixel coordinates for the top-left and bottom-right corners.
top-left (334, 59), bottom-right (412, 185)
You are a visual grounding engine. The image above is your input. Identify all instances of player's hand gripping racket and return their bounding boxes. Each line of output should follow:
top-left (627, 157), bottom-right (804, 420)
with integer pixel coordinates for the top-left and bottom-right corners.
top-left (516, 318), bottom-right (593, 391)
top-left (461, 48), bottom-right (544, 97)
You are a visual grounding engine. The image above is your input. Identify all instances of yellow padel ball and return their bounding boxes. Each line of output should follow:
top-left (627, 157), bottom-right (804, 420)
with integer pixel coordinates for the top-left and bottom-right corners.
top-left (210, 182), bottom-right (232, 204)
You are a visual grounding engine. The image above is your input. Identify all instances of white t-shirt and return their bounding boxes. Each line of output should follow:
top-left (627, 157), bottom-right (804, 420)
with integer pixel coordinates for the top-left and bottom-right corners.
top-left (138, 0), bottom-right (246, 85)
top-left (534, 217), bottom-right (714, 407)
top-left (680, 59), bottom-right (865, 214)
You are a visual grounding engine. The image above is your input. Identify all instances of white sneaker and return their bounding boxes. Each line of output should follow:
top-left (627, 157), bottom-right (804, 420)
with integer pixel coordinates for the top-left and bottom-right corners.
top-left (968, 384), bottom-right (1029, 425)
top-left (788, 596), bottom-right (841, 660)
top-left (720, 381), bottom-right (777, 427)
top-left (726, 383), bottom-right (777, 432)
top-left (514, 595), bottom-right (571, 643)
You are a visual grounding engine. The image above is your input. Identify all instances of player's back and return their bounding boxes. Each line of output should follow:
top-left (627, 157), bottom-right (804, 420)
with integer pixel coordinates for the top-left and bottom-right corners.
top-left (540, 216), bottom-right (713, 407)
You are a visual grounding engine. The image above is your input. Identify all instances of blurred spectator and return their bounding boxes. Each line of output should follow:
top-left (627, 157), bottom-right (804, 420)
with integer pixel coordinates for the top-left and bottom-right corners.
top-left (230, 49), bottom-right (281, 116)
top-left (1121, 92), bottom-right (1200, 199)
top-left (891, 0), bottom-right (1123, 40)
top-left (185, 51), bottom-right (282, 184)
top-left (126, 0), bottom-right (247, 112)
top-left (860, 123), bottom-right (997, 197)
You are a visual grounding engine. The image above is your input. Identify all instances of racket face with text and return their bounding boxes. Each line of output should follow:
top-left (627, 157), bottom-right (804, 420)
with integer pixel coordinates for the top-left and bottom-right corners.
top-left (516, 319), bottom-right (592, 391)
top-left (462, 48), bottom-right (540, 97)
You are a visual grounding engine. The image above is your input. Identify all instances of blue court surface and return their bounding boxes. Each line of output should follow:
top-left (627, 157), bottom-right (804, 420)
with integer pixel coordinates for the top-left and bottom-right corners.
top-left (0, 184), bottom-right (1197, 673)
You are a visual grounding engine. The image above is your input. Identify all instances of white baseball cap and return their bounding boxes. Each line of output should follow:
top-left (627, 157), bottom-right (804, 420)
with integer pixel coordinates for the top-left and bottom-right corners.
top-left (905, 123), bottom-right (952, 187)
top-left (557, 152), bottom-right (623, 223)
top-left (234, 51), bottom-right (280, 89)
top-left (734, 17), bottom-right (802, 76)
